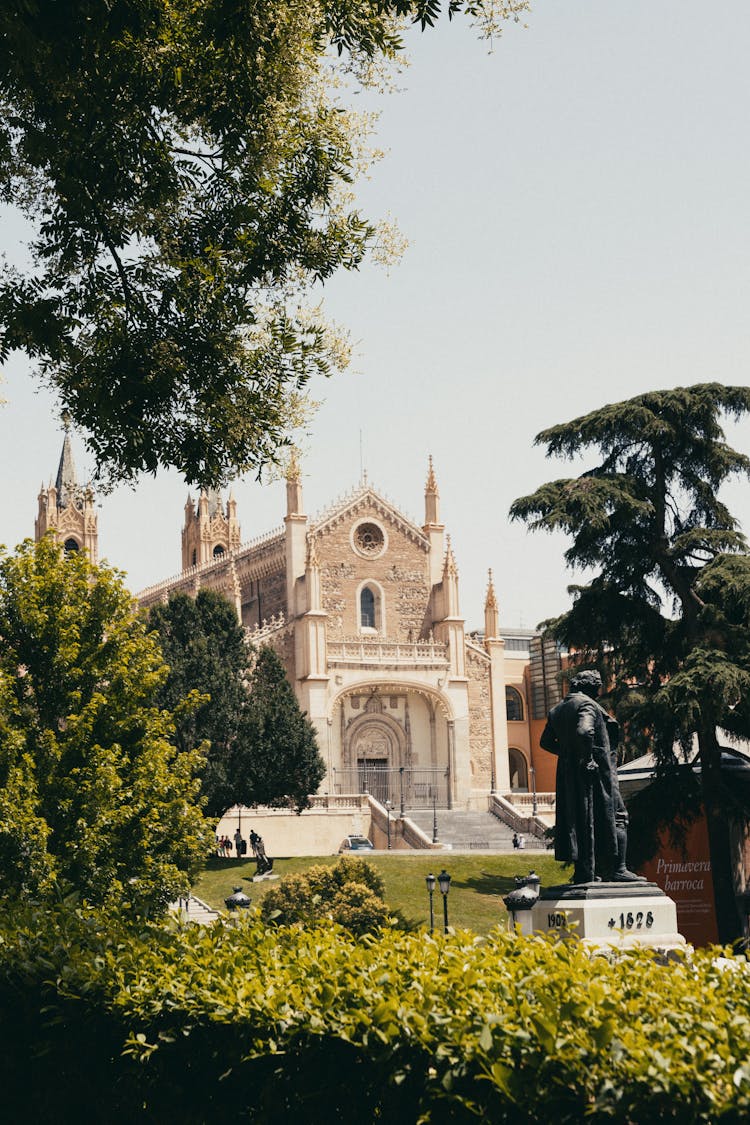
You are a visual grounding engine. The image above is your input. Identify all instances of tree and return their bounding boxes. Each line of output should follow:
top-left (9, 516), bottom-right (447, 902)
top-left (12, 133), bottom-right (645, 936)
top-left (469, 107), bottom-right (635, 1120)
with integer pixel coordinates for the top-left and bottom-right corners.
top-left (148, 601), bottom-right (325, 813)
top-left (0, 0), bottom-right (528, 487)
top-left (148, 589), bottom-right (249, 815)
top-left (238, 645), bottom-right (325, 811)
top-left (510, 383), bottom-right (750, 942)
top-left (0, 536), bottom-right (209, 917)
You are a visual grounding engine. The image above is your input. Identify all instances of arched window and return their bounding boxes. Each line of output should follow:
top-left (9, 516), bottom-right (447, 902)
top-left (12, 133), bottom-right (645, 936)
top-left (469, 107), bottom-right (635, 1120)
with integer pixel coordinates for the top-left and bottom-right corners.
top-left (505, 685), bottom-right (524, 722)
top-left (191, 549), bottom-right (197, 566)
top-left (63, 538), bottom-right (79, 555)
top-left (360, 586), bottom-right (376, 629)
top-left (213, 544), bottom-right (225, 558)
top-left (508, 748), bottom-right (529, 792)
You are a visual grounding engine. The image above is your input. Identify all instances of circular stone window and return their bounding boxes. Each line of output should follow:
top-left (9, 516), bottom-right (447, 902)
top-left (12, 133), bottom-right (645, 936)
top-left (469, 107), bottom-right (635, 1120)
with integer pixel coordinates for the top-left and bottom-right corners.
top-left (352, 520), bottom-right (386, 559)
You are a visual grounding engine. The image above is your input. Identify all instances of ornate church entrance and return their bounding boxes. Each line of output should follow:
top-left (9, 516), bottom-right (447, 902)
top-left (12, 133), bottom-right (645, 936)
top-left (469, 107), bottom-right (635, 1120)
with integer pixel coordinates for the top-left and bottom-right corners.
top-left (333, 764), bottom-right (451, 809)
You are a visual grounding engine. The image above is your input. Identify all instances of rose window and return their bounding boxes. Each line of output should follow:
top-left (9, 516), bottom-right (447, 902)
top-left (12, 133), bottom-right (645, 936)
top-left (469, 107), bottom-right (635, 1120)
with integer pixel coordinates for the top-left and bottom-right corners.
top-left (354, 522), bottom-right (385, 556)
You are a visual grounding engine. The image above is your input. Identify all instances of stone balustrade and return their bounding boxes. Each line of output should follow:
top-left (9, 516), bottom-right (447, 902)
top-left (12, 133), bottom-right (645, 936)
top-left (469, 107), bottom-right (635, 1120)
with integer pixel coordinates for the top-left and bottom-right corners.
top-left (510, 792), bottom-right (556, 811)
top-left (327, 637), bottom-right (449, 668)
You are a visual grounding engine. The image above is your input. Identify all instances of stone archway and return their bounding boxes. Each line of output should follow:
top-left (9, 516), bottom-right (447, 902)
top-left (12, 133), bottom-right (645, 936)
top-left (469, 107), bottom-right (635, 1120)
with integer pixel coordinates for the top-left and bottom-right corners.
top-left (508, 747), bottom-right (529, 792)
top-left (346, 711), bottom-right (407, 804)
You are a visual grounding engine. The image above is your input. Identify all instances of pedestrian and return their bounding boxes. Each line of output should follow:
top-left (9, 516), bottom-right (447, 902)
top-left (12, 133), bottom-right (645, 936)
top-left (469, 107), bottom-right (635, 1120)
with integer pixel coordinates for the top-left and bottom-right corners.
top-left (518, 834), bottom-right (525, 850)
top-left (512, 832), bottom-right (519, 849)
top-left (234, 828), bottom-right (244, 858)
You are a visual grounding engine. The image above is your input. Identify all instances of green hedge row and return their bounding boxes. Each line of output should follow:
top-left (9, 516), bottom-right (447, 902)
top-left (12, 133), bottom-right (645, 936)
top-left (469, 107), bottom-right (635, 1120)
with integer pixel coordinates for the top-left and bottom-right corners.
top-left (1, 902), bottom-right (750, 1122)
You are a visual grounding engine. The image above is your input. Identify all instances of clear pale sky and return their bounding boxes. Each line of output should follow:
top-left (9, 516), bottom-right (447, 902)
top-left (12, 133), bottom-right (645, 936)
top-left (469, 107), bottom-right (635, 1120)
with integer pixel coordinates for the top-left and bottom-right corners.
top-left (2, 1), bottom-right (749, 631)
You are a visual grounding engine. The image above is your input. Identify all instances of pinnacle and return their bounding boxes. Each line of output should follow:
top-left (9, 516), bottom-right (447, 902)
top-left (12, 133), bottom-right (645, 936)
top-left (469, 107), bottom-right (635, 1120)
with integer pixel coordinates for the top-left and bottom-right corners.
top-left (443, 535), bottom-right (458, 577)
top-left (425, 454), bottom-right (438, 493)
top-left (286, 448), bottom-right (302, 483)
top-left (485, 568), bottom-right (498, 610)
top-left (306, 533), bottom-right (320, 568)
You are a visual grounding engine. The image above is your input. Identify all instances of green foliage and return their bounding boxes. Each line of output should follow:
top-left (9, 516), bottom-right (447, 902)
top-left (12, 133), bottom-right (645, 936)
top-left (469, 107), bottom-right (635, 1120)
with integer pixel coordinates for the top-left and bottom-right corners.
top-left (239, 645), bottom-right (325, 812)
top-left (144, 607), bottom-right (324, 813)
top-left (193, 851), bottom-right (570, 933)
top-left (148, 590), bottom-right (250, 815)
top-left (511, 384), bottom-right (750, 942)
top-left (260, 855), bottom-right (388, 933)
top-left (0, 0), bottom-right (528, 486)
top-left (2, 899), bottom-right (750, 1121)
top-left (0, 537), bottom-right (209, 915)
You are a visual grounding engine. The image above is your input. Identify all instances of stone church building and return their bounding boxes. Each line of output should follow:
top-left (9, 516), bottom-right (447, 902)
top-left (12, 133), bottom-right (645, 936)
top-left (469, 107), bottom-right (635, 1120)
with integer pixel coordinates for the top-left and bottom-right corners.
top-left (36, 438), bottom-right (559, 814)
top-left (136, 457), bottom-right (550, 811)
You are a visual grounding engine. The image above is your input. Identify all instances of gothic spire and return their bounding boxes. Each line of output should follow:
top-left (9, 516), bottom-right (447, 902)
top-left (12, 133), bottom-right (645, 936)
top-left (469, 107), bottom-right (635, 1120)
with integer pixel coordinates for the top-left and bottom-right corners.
top-left (484, 568), bottom-right (500, 640)
top-left (424, 454), bottom-right (441, 527)
top-left (443, 535), bottom-right (458, 579)
top-left (485, 568), bottom-right (498, 611)
top-left (54, 429), bottom-right (78, 510)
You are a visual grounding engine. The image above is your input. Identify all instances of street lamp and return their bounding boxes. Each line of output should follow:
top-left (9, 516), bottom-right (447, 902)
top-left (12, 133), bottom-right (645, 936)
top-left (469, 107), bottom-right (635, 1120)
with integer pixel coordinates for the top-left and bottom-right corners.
top-left (530, 766), bottom-right (538, 817)
top-left (399, 765), bottom-right (405, 817)
top-left (432, 788), bottom-right (439, 844)
top-left (425, 872), bottom-right (436, 933)
top-left (437, 868), bottom-right (451, 934)
top-left (385, 799), bottom-right (392, 849)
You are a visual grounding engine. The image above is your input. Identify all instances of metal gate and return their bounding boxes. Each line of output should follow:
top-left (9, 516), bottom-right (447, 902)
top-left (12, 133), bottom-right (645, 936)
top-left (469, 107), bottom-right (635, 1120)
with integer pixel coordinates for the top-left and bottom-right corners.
top-left (332, 766), bottom-right (451, 810)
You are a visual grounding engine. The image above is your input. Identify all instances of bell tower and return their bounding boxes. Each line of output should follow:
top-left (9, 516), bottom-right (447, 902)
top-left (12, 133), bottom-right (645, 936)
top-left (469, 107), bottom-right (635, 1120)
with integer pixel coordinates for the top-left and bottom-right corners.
top-left (35, 427), bottom-right (98, 562)
top-left (181, 488), bottom-right (241, 570)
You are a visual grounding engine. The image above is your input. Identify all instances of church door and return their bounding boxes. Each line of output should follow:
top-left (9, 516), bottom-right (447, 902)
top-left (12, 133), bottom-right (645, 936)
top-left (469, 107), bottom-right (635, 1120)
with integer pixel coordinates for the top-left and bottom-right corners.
top-left (357, 758), bottom-right (389, 804)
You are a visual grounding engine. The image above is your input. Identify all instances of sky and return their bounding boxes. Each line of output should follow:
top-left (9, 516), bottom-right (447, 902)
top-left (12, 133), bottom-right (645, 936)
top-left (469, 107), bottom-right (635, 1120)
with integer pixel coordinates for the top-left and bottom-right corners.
top-left (2, 0), bottom-right (750, 631)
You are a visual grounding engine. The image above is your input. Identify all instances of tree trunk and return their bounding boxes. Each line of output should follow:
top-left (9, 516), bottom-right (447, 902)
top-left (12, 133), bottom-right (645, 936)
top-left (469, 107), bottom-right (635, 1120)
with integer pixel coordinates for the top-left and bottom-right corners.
top-left (698, 723), bottom-right (743, 944)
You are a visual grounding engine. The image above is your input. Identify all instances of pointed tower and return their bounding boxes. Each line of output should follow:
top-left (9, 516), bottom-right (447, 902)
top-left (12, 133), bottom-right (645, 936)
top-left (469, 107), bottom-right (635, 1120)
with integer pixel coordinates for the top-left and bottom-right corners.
top-left (432, 536), bottom-right (465, 679)
top-left (284, 451), bottom-right (308, 619)
top-left (297, 533), bottom-right (328, 681)
top-left (181, 487), bottom-right (240, 569)
top-left (484, 569), bottom-right (500, 641)
top-left (35, 428), bottom-right (98, 562)
top-left (483, 568), bottom-right (510, 794)
top-left (423, 455), bottom-right (445, 588)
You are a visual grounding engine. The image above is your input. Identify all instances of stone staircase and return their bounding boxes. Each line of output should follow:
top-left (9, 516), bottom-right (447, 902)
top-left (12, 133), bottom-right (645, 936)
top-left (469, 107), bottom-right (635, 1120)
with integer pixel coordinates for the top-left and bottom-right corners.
top-left (171, 894), bottom-right (221, 925)
top-left (405, 808), bottom-right (544, 852)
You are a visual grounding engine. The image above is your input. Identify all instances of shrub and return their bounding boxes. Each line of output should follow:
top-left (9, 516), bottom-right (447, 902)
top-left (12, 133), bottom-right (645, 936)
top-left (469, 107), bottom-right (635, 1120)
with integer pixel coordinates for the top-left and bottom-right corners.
top-left (2, 900), bottom-right (750, 1122)
top-left (260, 856), bottom-right (387, 932)
top-left (330, 882), bottom-right (390, 935)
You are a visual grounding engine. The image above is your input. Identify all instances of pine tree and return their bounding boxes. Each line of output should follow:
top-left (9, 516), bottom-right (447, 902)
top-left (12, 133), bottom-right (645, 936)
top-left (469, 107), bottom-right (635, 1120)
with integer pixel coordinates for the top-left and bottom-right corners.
top-left (511, 383), bottom-right (750, 942)
top-left (149, 591), bottom-right (248, 816)
top-left (239, 647), bottom-right (325, 813)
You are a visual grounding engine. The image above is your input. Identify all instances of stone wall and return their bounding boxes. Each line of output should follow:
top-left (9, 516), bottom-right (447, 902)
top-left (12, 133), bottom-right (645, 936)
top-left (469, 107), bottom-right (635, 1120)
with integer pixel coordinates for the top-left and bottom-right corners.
top-left (314, 501), bottom-right (431, 641)
top-left (466, 645), bottom-right (493, 789)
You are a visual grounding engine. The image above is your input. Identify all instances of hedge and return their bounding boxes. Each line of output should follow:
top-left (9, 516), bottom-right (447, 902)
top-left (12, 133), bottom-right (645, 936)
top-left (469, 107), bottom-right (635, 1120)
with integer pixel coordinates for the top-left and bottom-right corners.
top-left (1, 902), bottom-right (750, 1122)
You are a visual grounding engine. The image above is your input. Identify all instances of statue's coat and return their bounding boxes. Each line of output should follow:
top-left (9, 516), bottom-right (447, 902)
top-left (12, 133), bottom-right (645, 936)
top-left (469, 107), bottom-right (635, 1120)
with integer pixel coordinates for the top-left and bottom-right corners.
top-left (540, 691), bottom-right (620, 875)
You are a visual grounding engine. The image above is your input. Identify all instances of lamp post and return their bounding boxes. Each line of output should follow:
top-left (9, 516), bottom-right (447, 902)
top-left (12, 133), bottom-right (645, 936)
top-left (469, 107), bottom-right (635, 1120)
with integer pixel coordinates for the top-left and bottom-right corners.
top-left (432, 789), bottom-right (439, 844)
top-left (399, 765), bottom-right (405, 817)
top-left (438, 869), bottom-right (451, 934)
top-left (530, 765), bottom-right (538, 817)
top-left (385, 799), bottom-right (392, 849)
top-left (425, 872), bottom-right (436, 933)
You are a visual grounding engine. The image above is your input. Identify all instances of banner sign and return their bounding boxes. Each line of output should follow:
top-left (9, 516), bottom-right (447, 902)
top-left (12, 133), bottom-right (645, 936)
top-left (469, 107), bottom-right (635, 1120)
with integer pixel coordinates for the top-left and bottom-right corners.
top-left (640, 814), bottom-right (718, 946)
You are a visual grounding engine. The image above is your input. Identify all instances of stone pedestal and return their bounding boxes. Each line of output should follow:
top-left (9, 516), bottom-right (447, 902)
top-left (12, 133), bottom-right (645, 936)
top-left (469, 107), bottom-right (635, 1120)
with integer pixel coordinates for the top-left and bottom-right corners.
top-left (519, 881), bottom-right (687, 952)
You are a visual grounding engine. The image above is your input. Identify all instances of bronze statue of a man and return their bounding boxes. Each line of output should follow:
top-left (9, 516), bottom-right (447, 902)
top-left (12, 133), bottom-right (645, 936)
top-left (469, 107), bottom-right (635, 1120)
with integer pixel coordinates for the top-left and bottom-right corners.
top-left (540, 670), bottom-right (643, 884)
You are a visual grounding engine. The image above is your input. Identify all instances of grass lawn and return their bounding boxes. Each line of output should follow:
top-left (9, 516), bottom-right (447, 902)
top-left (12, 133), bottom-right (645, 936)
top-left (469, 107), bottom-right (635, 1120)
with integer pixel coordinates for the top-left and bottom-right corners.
top-left (193, 852), bottom-right (571, 935)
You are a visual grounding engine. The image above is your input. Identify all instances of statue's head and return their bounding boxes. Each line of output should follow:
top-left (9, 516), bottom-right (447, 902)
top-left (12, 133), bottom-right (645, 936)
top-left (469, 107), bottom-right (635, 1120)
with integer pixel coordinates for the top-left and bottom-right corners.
top-left (569, 669), bottom-right (602, 698)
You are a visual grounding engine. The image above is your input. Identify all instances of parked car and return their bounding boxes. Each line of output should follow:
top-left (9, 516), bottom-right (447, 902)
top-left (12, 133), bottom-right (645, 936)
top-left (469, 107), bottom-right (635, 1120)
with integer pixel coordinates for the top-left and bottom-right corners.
top-left (338, 835), bottom-right (375, 853)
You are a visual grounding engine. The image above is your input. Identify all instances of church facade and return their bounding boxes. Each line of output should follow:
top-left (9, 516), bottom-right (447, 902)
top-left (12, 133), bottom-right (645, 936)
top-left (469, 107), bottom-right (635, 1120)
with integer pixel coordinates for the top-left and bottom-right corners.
top-left (136, 458), bottom-right (536, 811)
top-left (34, 436), bottom-right (556, 812)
